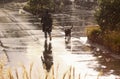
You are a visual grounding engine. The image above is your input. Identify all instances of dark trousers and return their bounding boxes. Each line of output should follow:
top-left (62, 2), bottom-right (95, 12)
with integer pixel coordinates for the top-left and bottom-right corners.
top-left (44, 31), bottom-right (51, 40)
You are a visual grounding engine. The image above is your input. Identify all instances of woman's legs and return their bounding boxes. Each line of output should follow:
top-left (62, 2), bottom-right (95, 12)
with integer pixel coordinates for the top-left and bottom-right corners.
top-left (44, 32), bottom-right (47, 40)
top-left (44, 31), bottom-right (52, 40)
top-left (48, 32), bottom-right (52, 40)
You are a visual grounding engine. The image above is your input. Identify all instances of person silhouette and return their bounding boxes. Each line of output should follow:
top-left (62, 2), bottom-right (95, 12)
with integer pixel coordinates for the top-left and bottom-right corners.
top-left (41, 10), bottom-right (53, 40)
top-left (41, 40), bottom-right (53, 72)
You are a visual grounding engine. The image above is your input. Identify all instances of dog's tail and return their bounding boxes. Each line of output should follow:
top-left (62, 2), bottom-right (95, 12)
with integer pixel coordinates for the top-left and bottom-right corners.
top-left (70, 25), bottom-right (73, 29)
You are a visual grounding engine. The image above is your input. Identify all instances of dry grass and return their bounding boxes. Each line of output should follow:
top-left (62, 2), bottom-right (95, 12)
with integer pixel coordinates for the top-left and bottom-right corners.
top-left (0, 62), bottom-right (102, 79)
top-left (85, 25), bottom-right (100, 35)
top-left (0, 62), bottom-right (4, 79)
top-left (29, 62), bottom-right (33, 79)
top-left (15, 68), bottom-right (19, 79)
top-left (87, 26), bottom-right (120, 54)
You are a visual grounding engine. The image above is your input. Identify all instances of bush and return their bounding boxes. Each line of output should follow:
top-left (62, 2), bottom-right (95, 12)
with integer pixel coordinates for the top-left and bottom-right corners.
top-left (103, 31), bottom-right (120, 54)
top-left (86, 26), bottom-right (101, 42)
top-left (95, 0), bottom-right (120, 31)
top-left (88, 29), bottom-right (120, 54)
top-left (24, 0), bottom-right (55, 16)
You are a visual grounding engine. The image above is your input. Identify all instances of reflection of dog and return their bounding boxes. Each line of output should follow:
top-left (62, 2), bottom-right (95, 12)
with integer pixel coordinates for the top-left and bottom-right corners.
top-left (64, 26), bottom-right (73, 42)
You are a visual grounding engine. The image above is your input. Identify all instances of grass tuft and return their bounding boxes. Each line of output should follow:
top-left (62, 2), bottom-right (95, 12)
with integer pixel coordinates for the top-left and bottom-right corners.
top-left (7, 68), bottom-right (14, 79)
top-left (29, 62), bottom-right (34, 79)
top-left (15, 68), bottom-right (19, 79)
top-left (21, 64), bottom-right (29, 79)
top-left (0, 62), bottom-right (102, 79)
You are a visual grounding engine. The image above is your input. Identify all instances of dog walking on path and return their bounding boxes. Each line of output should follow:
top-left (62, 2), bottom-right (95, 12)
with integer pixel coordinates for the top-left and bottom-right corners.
top-left (64, 25), bottom-right (73, 43)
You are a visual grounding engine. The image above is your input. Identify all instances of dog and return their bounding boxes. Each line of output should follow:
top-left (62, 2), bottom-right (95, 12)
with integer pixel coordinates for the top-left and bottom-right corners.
top-left (64, 25), bottom-right (73, 43)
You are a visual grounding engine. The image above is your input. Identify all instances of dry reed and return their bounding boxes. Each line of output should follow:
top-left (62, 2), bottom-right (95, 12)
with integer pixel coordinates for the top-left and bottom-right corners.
top-left (0, 62), bottom-right (102, 79)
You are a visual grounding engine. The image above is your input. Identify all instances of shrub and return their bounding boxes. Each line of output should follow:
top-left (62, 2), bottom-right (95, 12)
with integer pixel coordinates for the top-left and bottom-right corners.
top-left (88, 29), bottom-right (120, 54)
top-left (103, 31), bottom-right (120, 54)
top-left (95, 0), bottom-right (120, 31)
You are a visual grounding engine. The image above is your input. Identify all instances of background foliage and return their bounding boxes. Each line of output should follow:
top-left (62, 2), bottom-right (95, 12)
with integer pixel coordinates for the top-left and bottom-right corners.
top-left (95, 0), bottom-right (120, 31)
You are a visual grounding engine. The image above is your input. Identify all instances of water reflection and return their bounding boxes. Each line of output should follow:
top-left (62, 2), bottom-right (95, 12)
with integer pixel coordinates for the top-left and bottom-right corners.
top-left (92, 47), bottom-right (120, 76)
top-left (41, 40), bottom-right (53, 72)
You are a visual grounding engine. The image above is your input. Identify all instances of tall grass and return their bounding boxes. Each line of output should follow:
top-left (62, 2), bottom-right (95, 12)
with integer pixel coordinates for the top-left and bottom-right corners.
top-left (0, 62), bottom-right (4, 79)
top-left (15, 68), bottom-right (19, 79)
top-left (29, 63), bottom-right (33, 79)
top-left (7, 68), bottom-right (14, 79)
top-left (21, 64), bottom-right (29, 79)
top-left (0, 62), bottom-right (102, 79)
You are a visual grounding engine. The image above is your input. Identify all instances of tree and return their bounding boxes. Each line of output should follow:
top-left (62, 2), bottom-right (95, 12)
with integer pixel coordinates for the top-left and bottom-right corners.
top-left (26, 0), bottom-right (55, 15)
top-left (95, 0), bottom-right (120, 31)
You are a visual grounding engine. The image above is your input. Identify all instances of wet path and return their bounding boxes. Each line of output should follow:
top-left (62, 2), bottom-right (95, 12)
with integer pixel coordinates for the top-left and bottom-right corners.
top-left (52, 2), bottom-right (120, 79)
top-left (0, 2), bottom-right (120, 79)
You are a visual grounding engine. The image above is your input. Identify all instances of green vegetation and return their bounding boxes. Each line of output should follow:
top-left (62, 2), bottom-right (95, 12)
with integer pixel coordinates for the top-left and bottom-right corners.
top-left (87, 0), bottom-right (120, 54)
top-left (24, 0), bottom-right (55, 15)
top-left (23, 0), bottom-right (73, 16)
top-left (87, 27), bottom-right (120, 54)
top-left (95, 0), bottom-right (120, 31)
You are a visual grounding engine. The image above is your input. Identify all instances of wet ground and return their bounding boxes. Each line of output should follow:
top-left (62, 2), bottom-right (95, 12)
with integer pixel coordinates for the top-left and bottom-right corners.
top-left (0, 1), bottom-right (120, 79)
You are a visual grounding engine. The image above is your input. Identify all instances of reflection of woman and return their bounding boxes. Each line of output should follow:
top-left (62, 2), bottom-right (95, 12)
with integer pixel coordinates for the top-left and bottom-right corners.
top-left (41, 40), bottom-right (53, 72)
